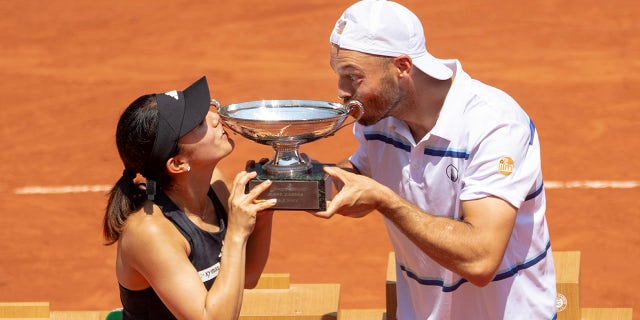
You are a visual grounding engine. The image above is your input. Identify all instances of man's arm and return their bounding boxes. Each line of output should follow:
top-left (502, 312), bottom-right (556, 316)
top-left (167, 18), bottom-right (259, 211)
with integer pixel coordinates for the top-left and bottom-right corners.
top-left (380, 191), bottom-right (516, 286)
top-left (317, 166), bottom-right (517, 286)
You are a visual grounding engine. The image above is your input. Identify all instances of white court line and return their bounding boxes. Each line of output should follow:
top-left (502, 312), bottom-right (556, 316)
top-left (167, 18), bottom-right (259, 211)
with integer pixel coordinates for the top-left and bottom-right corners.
top-left (13, 185), bottom-right (112, 194)
top-left (544, 180), bottom-right (639, 189)
top-left (11, 180), bottom-right (639, 194)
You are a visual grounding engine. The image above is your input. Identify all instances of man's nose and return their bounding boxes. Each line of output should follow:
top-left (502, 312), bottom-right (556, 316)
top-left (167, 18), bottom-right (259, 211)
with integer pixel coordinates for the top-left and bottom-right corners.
top-left (337, 87), bottom-right (351, 101)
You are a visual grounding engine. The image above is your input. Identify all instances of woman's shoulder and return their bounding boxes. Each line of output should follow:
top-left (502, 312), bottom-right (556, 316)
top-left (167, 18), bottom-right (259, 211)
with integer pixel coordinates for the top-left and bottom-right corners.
top-left (116, 202), bottom-right (190, 289)
top-left (120, 202), bottom-right (187, 250)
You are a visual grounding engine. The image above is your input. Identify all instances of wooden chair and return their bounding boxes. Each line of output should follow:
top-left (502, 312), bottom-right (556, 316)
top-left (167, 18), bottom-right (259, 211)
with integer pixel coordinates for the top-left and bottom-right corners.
top-left (49, 310), bottom-right (115, 320)
top-left (240, 273), bottom-right (341, 319)
top-left (0, 302), bottom-right (49, 319)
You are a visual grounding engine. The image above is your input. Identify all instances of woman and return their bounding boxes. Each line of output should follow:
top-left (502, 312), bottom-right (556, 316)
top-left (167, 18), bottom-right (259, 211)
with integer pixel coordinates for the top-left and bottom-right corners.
top-left (103, 76), bottom-right (277, 319)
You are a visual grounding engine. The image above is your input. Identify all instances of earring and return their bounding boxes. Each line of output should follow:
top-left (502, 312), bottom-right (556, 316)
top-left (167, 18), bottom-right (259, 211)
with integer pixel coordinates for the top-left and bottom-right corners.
top-left (187, 165), bottom-right (191, 172)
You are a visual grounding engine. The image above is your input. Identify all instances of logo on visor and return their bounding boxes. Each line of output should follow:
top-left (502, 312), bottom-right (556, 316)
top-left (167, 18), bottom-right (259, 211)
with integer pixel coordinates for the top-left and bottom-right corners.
top-left (164, 90), bottom-right (179, 100)
top-left (498, 157), bottom-right (514, 176)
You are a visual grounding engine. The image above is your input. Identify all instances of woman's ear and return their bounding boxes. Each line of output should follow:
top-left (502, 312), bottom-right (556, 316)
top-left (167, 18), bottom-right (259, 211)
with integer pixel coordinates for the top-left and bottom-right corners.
top-left (166, 157), bottom-right (190, 174)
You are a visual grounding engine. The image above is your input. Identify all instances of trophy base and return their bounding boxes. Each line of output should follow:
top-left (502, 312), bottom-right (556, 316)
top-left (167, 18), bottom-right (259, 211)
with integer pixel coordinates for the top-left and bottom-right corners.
top-left (246, 162), bottom-right (333, 211)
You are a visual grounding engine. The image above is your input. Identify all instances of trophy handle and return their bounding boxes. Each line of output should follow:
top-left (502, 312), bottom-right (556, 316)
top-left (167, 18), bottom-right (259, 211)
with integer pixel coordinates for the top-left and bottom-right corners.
top-left (334, 100), bottom-right (364, 132)
top-left (211, 99), bottom-right (221, 110)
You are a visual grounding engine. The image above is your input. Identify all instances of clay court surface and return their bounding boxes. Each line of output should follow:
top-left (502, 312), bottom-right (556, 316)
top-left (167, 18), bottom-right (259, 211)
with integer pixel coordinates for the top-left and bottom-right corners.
top-left (0, 0), bottom-right (638, 318)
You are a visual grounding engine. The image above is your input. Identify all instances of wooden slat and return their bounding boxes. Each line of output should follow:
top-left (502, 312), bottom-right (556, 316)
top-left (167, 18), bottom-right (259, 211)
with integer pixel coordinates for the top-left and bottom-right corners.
top-left (0, 302), bottom-right (49, 318)
top-left (254, 273), bottom-right (291, 289)
top-left (553, 251), bottom-right (581, 320)
top-left (240, 283), bottom-right (340, 319)
top-left (385, 252), bottom-right (396, 320)
top-left (49, 310), bottom-right (112, 320)
top-left (581, 307), bottom-right (632, 320)
top-left (338, 309), bottom-right (386, 320)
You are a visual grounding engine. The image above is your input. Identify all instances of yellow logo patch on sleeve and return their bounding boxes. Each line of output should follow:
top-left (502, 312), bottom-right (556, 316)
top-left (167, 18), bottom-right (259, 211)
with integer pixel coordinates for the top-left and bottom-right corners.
top-left (499, 156), bottom-right (514, 176)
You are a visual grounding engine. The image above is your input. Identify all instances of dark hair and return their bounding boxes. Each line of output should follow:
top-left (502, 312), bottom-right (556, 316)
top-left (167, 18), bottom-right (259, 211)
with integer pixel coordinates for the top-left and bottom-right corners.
top-left (102, 94), bottom-right (174, 244)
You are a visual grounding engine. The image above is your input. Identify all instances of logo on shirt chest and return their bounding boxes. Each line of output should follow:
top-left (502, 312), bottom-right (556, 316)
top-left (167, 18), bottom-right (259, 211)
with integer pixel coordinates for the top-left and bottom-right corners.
top-left (446, 164), bottom-right (459, 182)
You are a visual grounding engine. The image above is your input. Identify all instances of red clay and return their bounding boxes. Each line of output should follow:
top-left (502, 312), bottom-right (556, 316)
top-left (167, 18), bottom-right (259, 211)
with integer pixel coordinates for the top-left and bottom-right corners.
top-left (0, 0), bottom-right (637, 318)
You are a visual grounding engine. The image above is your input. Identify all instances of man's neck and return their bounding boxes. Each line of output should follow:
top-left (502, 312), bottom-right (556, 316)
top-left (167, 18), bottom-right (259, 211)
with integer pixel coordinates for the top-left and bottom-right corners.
top-left (400, 76), bottom-right (452, 142)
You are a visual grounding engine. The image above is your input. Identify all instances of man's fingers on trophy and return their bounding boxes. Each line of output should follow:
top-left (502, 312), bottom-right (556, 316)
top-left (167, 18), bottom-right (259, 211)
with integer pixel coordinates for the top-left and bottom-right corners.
top-left (323, 165), bottom-right (338, 172)
top-left (331, 176), bottom-right (346, 192)
top-left (309, 207), bottom-right (334, 219)
top-left (323, 166), bottom-right (346, 180)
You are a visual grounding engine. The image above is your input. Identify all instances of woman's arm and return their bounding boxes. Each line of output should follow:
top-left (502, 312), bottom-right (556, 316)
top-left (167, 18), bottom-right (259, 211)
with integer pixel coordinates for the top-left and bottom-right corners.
top-left (119, 208), bottom-right (239, 320)
top-left (210, 166), bottom-right (274, 288)
top-left (120, 172), bottom-right (275, 320)
top-left (205, 170), bottom-right (276, 318)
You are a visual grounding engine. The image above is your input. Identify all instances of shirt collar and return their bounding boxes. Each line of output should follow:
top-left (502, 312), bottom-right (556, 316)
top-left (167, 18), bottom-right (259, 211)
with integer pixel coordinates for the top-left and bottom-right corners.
top-left (429, 59), bottom-right (469, 141)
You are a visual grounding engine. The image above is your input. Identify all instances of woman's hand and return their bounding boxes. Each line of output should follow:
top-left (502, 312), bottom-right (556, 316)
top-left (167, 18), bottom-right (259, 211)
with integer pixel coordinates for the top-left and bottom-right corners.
top-left (226, 171), bottom-right (276, 239)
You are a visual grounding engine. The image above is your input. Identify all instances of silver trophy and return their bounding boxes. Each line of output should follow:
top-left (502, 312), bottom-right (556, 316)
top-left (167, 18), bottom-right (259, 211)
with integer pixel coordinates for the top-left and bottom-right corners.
top-left (216, 99), bottom-right (363, 210)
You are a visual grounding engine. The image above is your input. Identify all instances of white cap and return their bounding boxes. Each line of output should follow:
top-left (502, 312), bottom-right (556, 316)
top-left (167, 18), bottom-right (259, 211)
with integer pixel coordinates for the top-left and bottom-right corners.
top-left (330, 0), bottom-right (453, 80)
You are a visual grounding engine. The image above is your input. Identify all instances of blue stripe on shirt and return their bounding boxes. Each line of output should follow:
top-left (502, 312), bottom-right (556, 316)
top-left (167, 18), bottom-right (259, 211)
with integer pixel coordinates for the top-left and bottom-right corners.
top-left (525, 182), bottom-right (544, 201)
top-left (364, 132), bottom-right (411, 152)
top-left (529, 119), bottom-right (536, 146)
top-left (399, 240), bottom-right (551, 292)
top-left (423, 147), bottom-right (470, 159)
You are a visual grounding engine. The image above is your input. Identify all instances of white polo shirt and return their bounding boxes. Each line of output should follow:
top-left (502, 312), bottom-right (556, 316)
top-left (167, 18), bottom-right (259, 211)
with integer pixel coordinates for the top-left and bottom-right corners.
top-left (349, 60), bottom-right (557, 320)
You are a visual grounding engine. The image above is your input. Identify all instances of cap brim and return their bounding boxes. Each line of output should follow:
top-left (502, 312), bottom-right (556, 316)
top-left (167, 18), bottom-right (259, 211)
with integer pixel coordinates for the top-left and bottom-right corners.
top-left (411, 53), bottom-right (453, 80)
top-left (179, 76), bottom-right (211, 137)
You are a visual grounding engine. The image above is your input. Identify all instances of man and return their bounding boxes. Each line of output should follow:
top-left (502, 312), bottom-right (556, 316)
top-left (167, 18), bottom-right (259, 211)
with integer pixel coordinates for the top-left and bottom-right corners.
top-left (316, 0), bottom-right (557, 319)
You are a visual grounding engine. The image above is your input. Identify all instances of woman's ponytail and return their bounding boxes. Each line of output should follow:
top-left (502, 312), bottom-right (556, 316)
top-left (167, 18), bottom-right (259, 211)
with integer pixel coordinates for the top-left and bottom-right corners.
top-left (103, 171), bottom-right (146, 245)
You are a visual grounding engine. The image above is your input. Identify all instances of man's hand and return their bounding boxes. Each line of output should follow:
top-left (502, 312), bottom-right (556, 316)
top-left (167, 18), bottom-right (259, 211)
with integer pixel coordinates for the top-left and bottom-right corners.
top-left (312, 166), bottom-right (386, 219)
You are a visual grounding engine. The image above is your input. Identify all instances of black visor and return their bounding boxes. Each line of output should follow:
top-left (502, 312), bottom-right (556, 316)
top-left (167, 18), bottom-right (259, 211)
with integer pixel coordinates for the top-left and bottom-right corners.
top-left (145, 76), bottom-right (210, 179)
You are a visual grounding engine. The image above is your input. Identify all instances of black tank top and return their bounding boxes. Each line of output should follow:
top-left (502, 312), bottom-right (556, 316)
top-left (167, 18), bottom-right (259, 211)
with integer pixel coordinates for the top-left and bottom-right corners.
top-left (119, 188), bottom-right (227, 320)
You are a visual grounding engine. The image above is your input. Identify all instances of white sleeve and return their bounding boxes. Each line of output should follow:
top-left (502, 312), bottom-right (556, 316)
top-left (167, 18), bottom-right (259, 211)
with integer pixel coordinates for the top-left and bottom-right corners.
top-left (460, 114), bottom-right (541, 209)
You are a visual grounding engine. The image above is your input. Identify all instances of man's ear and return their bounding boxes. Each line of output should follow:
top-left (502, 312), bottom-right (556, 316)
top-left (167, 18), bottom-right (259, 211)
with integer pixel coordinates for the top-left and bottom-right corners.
top-left (394, 55), bottom-right (413, 78)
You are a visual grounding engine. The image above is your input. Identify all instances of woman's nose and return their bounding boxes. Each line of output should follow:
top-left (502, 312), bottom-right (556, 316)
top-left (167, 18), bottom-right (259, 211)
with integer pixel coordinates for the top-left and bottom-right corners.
top-left (208, 111), bottom-right (221, 127)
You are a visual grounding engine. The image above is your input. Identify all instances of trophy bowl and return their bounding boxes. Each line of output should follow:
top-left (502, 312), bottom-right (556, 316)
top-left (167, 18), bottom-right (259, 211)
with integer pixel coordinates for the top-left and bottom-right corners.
top-left (217, 99), bottom-right (363, 175)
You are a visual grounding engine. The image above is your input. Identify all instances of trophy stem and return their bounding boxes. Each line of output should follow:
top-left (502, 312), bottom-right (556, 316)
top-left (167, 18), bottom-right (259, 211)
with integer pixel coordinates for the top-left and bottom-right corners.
top-left (263, 141), bottom-right (312, 175)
